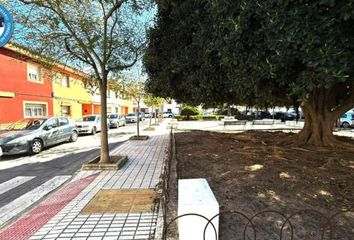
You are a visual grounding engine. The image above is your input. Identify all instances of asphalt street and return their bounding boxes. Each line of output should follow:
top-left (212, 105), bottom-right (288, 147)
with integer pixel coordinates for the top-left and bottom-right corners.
top-left (0, 121), bottom-right (149, 209)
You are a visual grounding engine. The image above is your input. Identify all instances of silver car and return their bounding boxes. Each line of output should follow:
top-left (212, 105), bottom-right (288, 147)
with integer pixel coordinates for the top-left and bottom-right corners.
top-left (125, 113), bottom-right (139, 123)
top-left (76, 115), bottom-right (102, 135)
top-left (108, 114), bottom-right (126, 128)
top-left (0, 117), bottom-right (78, 156)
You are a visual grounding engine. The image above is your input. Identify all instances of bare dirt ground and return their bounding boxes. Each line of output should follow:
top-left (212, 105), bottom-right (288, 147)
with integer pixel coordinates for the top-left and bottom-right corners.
top-left (174, 131), bottom-right (354, 240)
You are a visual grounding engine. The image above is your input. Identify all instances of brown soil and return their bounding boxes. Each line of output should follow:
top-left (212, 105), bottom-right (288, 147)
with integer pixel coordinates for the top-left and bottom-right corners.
top-left (129, 135), bottom-right (149, 140)
top-left (174, 131), bottom-right (354, 240)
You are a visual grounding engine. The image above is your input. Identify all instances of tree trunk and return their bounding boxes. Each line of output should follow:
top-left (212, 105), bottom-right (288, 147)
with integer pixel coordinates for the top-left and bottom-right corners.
top-left (297, 84), bottom-right (354, 146)
top-left (297, 90), bottom-right (340, 146)
top-left (149, 107), bottom-right (152, 128)
top-left (154, 107), bottom-right (157, 124)
top-left (99, 74), bottom-right (111, 164)
top-left (136, 101), bottom-right (140, 137)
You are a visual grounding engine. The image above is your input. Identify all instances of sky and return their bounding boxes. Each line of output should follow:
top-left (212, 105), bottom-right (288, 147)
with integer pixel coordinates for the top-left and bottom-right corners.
top-left (2, 0), bottom-right (157, 81)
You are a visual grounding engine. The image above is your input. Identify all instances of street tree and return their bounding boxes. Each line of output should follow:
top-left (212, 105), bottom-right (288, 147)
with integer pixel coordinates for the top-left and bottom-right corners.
top-left (144, 0), bottom-right (354, 146)
top-left (15, 0), bottom-right (152, 163)
top-left (126, 80), bottom-right (146, 137)
top-left (144, 94), bottom-right (164, 126)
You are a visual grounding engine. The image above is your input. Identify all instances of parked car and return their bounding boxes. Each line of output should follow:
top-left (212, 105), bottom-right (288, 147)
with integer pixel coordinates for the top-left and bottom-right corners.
top-left (340, 112), bottom-right (354, 128)
top-left (255, 111), bottom-right (272, 119)
top-left (107, 114), bottom-right (126, 128)
top-left (163, 112), bottom-right (174, 118)
top-left (125, 113), bottom-right (138, 123)
top-left (272, 112), bottom-right (296, 122)
top-left (0, 117), bottom-right (78, 156)
top-left (76, 115), bottom-right (101, 135)
top-left (138, 112), bottom-right (145, 121)
top-left (144, 112), bottom-right (153, 118)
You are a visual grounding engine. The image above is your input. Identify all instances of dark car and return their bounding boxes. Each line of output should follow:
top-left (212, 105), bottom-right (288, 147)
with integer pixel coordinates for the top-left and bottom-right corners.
top-left (0, 117), bottom-right (78, 156)
top-left (273, 112), bottom-right (296, 122)
top-left (255, 111), bottom-right (272, 119)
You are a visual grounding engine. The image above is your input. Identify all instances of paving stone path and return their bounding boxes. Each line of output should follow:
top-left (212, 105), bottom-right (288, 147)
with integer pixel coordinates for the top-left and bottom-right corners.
top-left (0, 124), bottom-right (170, 240)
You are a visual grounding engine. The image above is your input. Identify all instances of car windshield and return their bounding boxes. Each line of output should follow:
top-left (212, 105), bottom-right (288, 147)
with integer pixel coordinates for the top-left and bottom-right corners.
top-left (127, 113), bottom-right (136, 117)
top-left (7, 119), bottom-right (47, 131)
top-left (80, 116), bottom-right (96, 121)
top-left (108, 114), bottom-right (118, 119)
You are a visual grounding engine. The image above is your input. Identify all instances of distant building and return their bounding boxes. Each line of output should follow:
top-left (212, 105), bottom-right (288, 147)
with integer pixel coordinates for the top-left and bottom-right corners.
top-left (163, 99), bottom-right (181, 114)
top-left (0, 44), bottom-right (133, 127)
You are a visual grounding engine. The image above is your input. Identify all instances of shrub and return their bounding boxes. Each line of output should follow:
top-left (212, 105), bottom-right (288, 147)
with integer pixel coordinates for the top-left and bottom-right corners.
top-left (180, 106), bottom-right (200, 120)
top-left (181, 106), bottom-right (200, 116)
top-left (174, 115), bottom-right (182, 121)
top-left (202, 115), bottom-right (217, 121)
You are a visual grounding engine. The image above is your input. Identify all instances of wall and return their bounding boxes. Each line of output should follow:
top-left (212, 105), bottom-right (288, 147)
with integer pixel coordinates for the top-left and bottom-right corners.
top-left (52, 73), bottom-right (93, 120)
top-left (0, 48), bottom-right (53, 124)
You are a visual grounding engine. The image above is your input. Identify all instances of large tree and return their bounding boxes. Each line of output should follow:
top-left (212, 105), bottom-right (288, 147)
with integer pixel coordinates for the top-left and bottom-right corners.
top-left (15, 0), bottom-right (152, 162)
top-left (144, 0), bottom-right (354, 146)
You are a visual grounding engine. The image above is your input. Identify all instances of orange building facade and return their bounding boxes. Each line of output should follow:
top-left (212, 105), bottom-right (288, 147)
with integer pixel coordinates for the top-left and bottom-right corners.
top-left (0, 47), bottom-right (54, 125)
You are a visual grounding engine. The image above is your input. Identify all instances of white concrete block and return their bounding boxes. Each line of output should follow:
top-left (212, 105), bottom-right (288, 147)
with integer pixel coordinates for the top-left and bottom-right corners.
top-left (178, 179), bottom-right (219, 240)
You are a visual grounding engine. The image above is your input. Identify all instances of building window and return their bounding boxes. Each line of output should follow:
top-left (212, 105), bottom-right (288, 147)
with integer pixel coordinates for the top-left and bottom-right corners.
top-left (107, 107), bottom-right (112, 113)
top-left (61, 106), bottom-right (71, 116)
top-left (61, 75), bottom-right (70, 88)
top-left (27, 64), bottom-right (42, 83)
top-left (24, 103), bottom-right (47, 117)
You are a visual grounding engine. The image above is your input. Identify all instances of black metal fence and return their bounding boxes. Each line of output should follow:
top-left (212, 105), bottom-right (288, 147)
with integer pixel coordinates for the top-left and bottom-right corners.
top-left (162, 209), bottom-right (353, 240)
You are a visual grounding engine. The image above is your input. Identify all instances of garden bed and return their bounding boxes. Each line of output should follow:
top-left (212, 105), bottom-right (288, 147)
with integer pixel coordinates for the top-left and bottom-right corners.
top-left (129, 135), bottom-right (149, 140)
top-left (173, 130), bottom-right (354, 239)
top-left (81, 155), bottom-right (128, 170)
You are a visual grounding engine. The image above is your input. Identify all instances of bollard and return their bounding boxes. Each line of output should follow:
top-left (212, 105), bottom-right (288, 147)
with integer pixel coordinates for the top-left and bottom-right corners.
top-left (178, 179), bottom-right (219, 240)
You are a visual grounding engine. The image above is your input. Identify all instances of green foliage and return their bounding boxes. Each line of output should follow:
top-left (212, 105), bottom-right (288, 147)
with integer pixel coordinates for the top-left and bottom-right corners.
top-left (144, 0), bottom-right (354, 111)
top-left (180, 105), bottom-right (200, 116)
top-left (144, 94), bottom-right (165, 107)
top-left (126, 80), bottom-right (146, 103)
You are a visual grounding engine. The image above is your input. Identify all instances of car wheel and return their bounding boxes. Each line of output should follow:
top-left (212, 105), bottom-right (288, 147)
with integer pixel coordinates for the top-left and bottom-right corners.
top-left (91, 126), bottom-right (97, 135)
top-left (168, 115), bottom-right (172, 118)
top-left (342, 122), bottom-right (350, 128)
top-left (30, 139), bottom-right (43, 155)
top-left (69, 131), bottom-right (78, 142)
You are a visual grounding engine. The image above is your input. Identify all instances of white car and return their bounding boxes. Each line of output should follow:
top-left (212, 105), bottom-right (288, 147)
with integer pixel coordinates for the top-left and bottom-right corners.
top-left (340, 111), bottom-right (354, 128)
top-left (144, 112), bottom-right (153, 118)
top-left (76, 115), bottom-right (101, 135)
top-left (125, 113), bottom-right (138, 123)
top-left (108, 114), bottom-right (126, 128)
top-left (163, 112), bottom-right (174, 118)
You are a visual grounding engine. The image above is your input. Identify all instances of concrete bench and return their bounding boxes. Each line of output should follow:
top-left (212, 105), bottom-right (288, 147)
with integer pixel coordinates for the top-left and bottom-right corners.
top-left (285, 121), bottom-right (304, 128)
top-left (178, 179), bottom-right (219, 240)
top-left (223, 120), bottom-right (247, 129)
top-left (252, 119), bottom-right (275, 125)
top-left (222, 116), bottom-right (235, 121)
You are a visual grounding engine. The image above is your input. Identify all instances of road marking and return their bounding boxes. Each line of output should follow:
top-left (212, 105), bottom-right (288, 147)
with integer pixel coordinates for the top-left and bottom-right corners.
top-left (0, 175), bottom-right (71, 227)
top-left (0, 176), bottom-right (36, 196)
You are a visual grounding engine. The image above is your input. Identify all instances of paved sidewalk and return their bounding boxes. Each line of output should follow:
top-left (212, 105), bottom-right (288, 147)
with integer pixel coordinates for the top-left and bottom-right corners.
top-left (0, 122), bottom-right (170, 240)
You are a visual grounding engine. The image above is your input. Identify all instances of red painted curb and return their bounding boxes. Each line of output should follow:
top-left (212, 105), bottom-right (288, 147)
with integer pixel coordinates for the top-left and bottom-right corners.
top-left (0, 173), bottom-right (99, 240)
